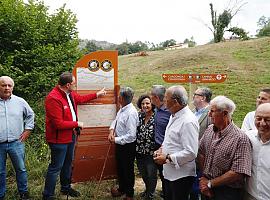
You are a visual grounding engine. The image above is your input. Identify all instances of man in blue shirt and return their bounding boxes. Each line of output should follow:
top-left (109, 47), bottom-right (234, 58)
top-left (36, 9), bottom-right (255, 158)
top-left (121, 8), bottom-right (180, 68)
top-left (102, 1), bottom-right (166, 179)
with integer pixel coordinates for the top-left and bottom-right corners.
top-left (150, 85), bottom-right (171, 198)
top-left (0, 76), bottom-right (35, 200)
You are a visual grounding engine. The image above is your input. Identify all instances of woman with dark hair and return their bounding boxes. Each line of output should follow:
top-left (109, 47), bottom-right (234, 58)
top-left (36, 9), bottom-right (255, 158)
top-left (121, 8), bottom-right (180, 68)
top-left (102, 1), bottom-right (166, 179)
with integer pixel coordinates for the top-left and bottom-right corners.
top-left (136, 95), bottom-right (157, 200)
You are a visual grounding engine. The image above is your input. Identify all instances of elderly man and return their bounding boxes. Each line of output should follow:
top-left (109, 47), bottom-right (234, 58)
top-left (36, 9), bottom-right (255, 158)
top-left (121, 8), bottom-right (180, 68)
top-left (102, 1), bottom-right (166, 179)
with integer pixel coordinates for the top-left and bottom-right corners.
top-left (242, 88), bottom-right (270, 131)
top-left (154, 85), bottom-right (199, 200)
top-left (189, 87), bottom-right (212, 200)
top-left (0, 76), bottom-right (34, 200)
top-left (108, 87), bottom-right (138, 200)
top-left (199, 96), bottom-right (252, 200)
top-left (43, 72), bottom-right (106, 200)
top-left (245, 103), bottom-right (270, 200)
top-left (150, 85), bottom-right (171, 197)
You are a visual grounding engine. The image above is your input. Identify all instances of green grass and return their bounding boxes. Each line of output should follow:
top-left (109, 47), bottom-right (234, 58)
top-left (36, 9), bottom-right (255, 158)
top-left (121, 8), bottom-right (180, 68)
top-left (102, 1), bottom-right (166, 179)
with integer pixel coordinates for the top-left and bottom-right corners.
top-left (4, 37), bottom-right (270, 199)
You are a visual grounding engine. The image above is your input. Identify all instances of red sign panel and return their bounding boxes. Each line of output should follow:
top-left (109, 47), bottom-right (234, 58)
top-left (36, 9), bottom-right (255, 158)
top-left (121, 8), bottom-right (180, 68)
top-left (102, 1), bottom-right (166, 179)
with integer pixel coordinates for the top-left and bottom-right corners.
top-left (162, 74), bottom-right (227, 83)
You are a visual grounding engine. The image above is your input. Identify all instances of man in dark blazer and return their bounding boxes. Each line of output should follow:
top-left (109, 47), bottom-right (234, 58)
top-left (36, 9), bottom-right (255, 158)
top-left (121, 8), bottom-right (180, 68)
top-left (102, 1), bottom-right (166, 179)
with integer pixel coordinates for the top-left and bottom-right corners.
top-left (193, 87), bottom-right (212, 139)
top-left (189, 87), bottom-right (212, 200)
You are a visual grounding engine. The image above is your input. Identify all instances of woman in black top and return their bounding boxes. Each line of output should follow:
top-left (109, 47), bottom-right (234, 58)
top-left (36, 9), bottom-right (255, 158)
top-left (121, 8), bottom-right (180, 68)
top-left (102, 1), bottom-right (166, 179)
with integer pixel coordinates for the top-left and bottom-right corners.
top-left (136, 95), bottom-right (157, 200)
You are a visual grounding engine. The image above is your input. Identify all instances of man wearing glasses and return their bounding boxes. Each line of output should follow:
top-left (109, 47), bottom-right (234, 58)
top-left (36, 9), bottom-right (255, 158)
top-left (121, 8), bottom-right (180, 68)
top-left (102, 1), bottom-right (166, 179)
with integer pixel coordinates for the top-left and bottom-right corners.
top-left (192, 87), bottom-right (212, 139)
top-left (189, 87), bottom-right (212, 200)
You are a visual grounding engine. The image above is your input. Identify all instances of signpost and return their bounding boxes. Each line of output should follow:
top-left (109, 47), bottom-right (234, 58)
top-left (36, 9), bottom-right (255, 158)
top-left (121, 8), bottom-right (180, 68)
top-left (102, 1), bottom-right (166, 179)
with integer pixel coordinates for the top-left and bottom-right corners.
top-left (162, 73), bottom-right (227, 106)
top-left (71, 51), bottom-right (119, 182)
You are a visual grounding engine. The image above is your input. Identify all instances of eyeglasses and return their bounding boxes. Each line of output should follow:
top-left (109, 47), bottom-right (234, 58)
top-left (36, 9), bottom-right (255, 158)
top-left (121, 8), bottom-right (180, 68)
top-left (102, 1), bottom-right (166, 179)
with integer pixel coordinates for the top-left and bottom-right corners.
top-left (193, 93), bottom-right (204, 97)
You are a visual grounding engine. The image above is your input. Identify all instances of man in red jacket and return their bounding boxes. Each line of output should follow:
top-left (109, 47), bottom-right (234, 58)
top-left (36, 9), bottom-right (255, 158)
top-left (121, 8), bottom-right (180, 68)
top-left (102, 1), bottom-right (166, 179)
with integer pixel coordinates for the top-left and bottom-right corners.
top-left (42, 72), bottom-right (106, 200)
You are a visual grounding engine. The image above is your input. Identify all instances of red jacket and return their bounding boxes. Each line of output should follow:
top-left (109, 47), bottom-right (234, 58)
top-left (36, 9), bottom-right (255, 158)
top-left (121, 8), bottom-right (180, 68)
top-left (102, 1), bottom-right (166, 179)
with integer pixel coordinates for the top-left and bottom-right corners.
top-left (45, 86), bottom-right (97, 143)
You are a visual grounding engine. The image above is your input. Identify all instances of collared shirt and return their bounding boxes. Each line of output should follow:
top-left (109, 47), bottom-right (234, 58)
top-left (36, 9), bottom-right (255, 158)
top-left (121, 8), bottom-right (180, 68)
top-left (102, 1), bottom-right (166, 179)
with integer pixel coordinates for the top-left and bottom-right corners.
top-left (194, 107), bottom-right (207, 120)
top-left (110, 103), bottom-right (138, 145)
top-left (199, 123), bottom-right (252, 188)
top-left (241, 111), bottom-right (257, 132)
top-left (136, 112), bottom-right (155, 155)
top-left (154, 104), bottom-right (171, 145)
top-left (246, 130), bottom-right (270, 200)
top-left (66, 93), bottom-right (76, 122)
top-left (0, 95), bottom-right (35, 142)
top-left (162, 106), bottom-right (199, 181)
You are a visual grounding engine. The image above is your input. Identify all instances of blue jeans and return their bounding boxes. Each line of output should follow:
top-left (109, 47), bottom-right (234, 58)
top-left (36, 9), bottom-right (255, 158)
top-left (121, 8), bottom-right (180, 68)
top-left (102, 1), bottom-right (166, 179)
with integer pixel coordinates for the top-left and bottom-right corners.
top-left (136, 154), bottom-right (157, 198)
top-left (0, 140), bottom-right (28, 198)
top-left (43, 135), bottom-right (75, 197)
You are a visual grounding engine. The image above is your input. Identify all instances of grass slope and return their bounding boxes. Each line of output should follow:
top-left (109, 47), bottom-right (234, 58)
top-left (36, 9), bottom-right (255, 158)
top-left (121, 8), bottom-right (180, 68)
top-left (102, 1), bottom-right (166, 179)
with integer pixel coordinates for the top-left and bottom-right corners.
top-left (119, 37), bottom-right (270, 126)
top-left (4, 37), bottom-right (270, 199)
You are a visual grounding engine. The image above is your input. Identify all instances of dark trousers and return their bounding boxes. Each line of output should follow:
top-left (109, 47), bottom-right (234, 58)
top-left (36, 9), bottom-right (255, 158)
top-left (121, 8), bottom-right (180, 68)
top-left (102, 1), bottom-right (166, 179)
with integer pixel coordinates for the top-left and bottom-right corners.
top-left (164, 176), bottom-right (194, 200)
top-left (115, 142), bottom-right (136, 198)
top-left (136, 154), bottom-right (157, 198)
top-left (204, 186), bottom-right (243, 200)
top-left (154, 143), bottom-right (165, 196)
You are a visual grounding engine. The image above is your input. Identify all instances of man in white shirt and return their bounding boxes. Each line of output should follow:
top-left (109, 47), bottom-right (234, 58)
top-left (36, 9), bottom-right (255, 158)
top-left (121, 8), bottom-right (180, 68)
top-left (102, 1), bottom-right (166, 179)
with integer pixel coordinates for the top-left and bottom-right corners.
top-left (242, 88), bottom-right (270, 131)
top-left (108, 87), bottom-right (138, 200)
top-left (245, 103), bottom-right (270, 200)
top-left (154, 85), bottom-right (199, 200)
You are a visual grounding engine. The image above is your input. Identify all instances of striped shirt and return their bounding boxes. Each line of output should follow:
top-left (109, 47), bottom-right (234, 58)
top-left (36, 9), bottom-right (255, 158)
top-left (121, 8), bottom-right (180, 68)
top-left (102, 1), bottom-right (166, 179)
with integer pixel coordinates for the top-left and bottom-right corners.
top-left (199, 122), bottom-right (252, 188)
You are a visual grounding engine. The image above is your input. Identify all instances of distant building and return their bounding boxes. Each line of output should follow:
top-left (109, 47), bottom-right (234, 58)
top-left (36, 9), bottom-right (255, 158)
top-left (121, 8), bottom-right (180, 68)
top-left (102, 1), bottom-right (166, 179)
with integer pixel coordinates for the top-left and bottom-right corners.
top-left (164, 43), bottom-right (189, 50)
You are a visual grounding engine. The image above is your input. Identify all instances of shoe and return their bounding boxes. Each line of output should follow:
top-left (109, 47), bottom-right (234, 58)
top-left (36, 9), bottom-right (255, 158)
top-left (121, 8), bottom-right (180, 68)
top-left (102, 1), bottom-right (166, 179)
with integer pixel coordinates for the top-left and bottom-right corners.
top-left (123, 197), bottom-right (133, 200)
top-left (159, 191), bottom-right (165, 198)
top-left (20, 192), bottom-right (30, 200)
top-left (111, 187), bottom-right (124, 197)
top-left (42, 196), bottom-right (55, 200)
top-left (139, 191), bottom-right (146, 198)
top-left (61, 188), bottom-right (80, 197)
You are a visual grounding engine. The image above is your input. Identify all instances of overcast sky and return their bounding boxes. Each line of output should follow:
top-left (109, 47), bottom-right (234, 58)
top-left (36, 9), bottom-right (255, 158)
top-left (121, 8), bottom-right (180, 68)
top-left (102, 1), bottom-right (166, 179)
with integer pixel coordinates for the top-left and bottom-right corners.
top-left (42, 0), bottom-right (270, 45)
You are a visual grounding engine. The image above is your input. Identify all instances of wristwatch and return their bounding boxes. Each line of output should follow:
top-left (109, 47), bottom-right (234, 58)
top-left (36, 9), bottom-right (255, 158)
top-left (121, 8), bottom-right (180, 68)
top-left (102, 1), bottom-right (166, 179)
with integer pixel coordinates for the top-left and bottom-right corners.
top-left (207, 180), bottom-right (212, 188)
top-left (166, 154), bottom-right (172, 162)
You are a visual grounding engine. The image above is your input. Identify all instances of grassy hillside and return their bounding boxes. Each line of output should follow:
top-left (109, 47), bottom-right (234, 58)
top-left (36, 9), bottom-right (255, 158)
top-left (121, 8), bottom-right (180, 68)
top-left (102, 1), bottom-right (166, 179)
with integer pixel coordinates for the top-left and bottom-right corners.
top-left (118, 37), bottom-right (270, 126)
top-left (4, 37), bottom-right (270, 200)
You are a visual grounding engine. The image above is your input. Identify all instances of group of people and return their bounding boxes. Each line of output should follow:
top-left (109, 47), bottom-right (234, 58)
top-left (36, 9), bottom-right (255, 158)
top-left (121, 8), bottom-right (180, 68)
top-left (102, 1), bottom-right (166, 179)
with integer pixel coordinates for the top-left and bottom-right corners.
top-left (1, 72), bottom-right (270, 200)
top-left (108, 85), bottom-right (270, 200)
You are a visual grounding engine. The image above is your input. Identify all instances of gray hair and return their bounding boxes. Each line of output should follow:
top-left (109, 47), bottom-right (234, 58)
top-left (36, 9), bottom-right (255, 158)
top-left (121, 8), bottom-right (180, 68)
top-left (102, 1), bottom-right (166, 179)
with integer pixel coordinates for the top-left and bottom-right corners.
top-left (210, 96), bottom-right (236, 117)
top-left (120, 87), bottom-right (134, 104)
top-left (169, 85), bottom-right (188, 106)
top-left (199, 87), bottom-right (212, 103)
top-left (0, 76), bottom-right (14, 87)
top-left (152, 85), bottom-right (166, 101)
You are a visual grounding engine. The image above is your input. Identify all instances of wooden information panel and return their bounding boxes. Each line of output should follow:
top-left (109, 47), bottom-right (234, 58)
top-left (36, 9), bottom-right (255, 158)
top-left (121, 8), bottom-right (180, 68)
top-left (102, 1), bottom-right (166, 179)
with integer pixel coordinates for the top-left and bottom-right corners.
top-left (71, 51), bottom-right (119, 182)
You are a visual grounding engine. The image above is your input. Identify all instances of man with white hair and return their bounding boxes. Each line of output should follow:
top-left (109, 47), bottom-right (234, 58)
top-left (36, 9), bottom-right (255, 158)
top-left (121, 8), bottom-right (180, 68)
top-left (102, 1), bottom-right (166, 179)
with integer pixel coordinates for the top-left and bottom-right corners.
top-left (198, 96), bottom-right (252, 200)
top-left (154, 85), bottom-right (199, 200)
top-left (245, 103), bottom-right (270, 200)
top-left (0, 76), bottom-right (34, 200)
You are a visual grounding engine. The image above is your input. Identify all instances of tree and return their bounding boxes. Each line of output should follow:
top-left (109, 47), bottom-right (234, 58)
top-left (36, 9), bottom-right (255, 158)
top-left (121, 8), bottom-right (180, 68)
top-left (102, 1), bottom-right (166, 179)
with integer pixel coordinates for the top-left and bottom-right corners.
top-left (85, 41), bottom-right (102, 53)
top-left (208, 1), bottom-right (247, 43)
top-left (256, 16), bottom-right (270, 37)
top-left (161, 39), bottom-right (176, 47)
top-left (227, 27), bottom-right (249, 40)
top-left (183, 37), bottom-right (196, 47)
top-left (0, 0), bottom-right (81, 155)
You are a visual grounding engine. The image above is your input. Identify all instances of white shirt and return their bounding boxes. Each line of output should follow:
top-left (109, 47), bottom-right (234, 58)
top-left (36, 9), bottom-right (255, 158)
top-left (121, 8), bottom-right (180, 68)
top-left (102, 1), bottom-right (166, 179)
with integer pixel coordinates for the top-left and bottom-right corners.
top-left (246, 130), bottom-right (270, 200)
top-left (110, 103), bottom-right (138, 145)
top-left (162, 106), bottom-right (199, 181)
top-left (66, 93), bottom-right (76, 122)
top-left (242, 111), bottom-right (257, 132)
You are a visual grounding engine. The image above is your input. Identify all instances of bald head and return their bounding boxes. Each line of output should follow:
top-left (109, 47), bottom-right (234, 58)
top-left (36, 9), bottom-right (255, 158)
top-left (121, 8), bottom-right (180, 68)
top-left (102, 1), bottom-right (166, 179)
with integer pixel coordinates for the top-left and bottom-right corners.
top-left (255, 103), bottom-right (270, 141)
